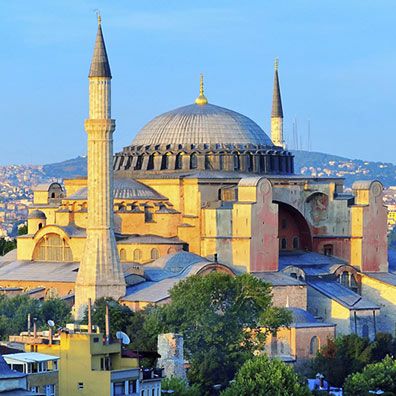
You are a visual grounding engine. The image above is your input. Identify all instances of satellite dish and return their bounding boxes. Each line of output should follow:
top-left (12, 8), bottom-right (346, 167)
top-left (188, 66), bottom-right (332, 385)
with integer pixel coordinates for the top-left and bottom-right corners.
top-left (47, 320), bottom-right (55, 327)
top-left (116, 331), bottom-right (130, 345)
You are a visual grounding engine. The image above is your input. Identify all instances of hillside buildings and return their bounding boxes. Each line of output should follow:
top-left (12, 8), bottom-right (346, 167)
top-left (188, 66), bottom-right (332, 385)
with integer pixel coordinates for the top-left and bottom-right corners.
top-left (0, 17), bottom-right (395, 364)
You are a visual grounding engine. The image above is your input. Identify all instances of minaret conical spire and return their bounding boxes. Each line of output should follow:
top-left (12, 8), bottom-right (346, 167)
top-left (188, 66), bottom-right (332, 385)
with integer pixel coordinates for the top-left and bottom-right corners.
top-left (89, 15), bottom-right (112, 78)
top-left (271, 58), bottom-right (283, 118)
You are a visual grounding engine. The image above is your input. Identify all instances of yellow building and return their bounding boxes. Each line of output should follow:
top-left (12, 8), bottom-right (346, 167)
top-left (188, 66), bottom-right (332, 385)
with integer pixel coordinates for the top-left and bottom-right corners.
top-left (10, 324), bottom-right (161, 396)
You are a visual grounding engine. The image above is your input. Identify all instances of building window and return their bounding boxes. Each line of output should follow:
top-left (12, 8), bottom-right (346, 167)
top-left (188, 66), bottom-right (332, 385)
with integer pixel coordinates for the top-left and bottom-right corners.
top-left (219, 154), bottom-right (224, 170)
top-left (133, 249), bottom-right (142, 262)
top-left (247, 153), bottom-right (254, 172)
top-left (135, 155), bottom-right (143, 170)
top-left (119, 248), bottom-right (126, 262)
top-left (280, 238), bottom-right (287, 250)
top-left (362, 324), bottom-right (369, 338)
top-left (151, 248), bottom-right (159, 260)
top-left (38, 223), bottom-right (43, 230)
top-left (147, 155), bottom-right (155, 170)
top-left (340, 271), bottom-right (349, 287)
top-left (113, 382), bottom-right (124, 396)
top-left (309, 336), bottom-right (319, 355)
top-left (292, 236), bottom-right (299, 249)
top-left (204, 155), bottom-right (212, 170)
top-left (30, 387), bottom-right (39, 393)
top-left (45, 384), bottom-right (55, 396)
top-left (144, 206), bottom-right (153, 222)
top-left (128, 380), bottom-right (137, 394)
top-left (175, 153), bottom-right (183, 170)
top-left (77, 383), bottom-right (84, 390)
top-left (234, 154), bottom-right (240, 171)
top-left (323, 244), bottom-right (333, 256)
top-left (190, 153), bottom-right (198, 169)
top-left (33, 233), bottom-right (73, 262)
top-left (100, 357), bottom-right (111, 371)
top-left (161, 154), bottom-right (169, 170)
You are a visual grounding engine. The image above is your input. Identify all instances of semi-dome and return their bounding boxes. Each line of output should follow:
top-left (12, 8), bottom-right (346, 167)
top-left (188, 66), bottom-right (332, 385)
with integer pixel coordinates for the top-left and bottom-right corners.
top-left (131, 103), bottom-right (273, 147)
top-left (28, 210), bottom-right (47, 220)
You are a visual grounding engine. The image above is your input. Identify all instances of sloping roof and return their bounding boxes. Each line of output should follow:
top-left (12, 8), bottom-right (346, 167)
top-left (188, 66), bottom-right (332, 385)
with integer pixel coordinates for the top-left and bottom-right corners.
top-left (3, 352), bottom-right (59, 364)
top-left (279, 251), bottom-right (347, 269)
top-left (308, 280), bottom-right (379, 310)
top-left (271, 67), bottom-right (283, 118)
top-left (364, 272), bottom-right (396, 287)
top-left (67, 178), bottom-right (165, 201)
top-left (88, 22), bottom-right (111, 78)
top-left (252, 272), bottom-right (305, 286)
top-left (0, 261), bottom-right (79, 283)
top-left (0, 354), bottom-right (26, 379)
top-left (287, 308), bottom-right (334, 328)
top-left (118, 235), bottom-right (184, 245)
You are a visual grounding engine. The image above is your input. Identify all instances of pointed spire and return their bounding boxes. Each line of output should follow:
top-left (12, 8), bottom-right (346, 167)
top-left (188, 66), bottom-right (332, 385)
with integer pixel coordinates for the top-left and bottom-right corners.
top-left (271, 58), bottom-right (283, 118)
top-left (195, 73), bottom-right (208, 105)
top-left (89, 14), bottom-right (112, 78)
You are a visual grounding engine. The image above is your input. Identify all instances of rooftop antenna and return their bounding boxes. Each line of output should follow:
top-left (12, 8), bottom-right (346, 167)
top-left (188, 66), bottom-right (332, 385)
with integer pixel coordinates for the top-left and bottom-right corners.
top-left (105, 303), bottom-right (110, 344)
top-left (116, 331), bottom-right (131, 346)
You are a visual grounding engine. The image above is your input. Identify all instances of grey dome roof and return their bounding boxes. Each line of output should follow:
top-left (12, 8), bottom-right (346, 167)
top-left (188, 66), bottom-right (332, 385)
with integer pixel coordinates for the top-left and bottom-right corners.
top-left (28, 210), bottom-right (47, 220)
top-left (131, 103), bottom-right (273, 147)
top-left (67, 179), bottom-right (165, 200)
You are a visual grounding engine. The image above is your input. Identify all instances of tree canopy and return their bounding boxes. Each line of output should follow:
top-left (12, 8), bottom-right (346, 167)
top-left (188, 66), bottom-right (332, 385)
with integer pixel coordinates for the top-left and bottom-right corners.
top-left (311, 333), bottom-right (396, 387)
top-left (344, 355), bottom-right (396, 396)
top-left (221, 354), bottom-right (310, 396)
top-left (149, 272), bottom-right (291, 394)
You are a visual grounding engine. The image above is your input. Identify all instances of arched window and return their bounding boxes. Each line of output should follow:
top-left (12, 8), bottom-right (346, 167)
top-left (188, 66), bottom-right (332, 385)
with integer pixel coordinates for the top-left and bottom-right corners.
top-left (340, 271), bottom-right (349, 287)
top-left (33, 233), bottom-right (73, 262)
top-left (219, 154), bottom-right (224, 170)
top-left (133, 249), bottom-right (142, 262)
top-left (247, 153), bottom-right (254, 172)
top-left (167, 247), bottom-right (176, 254)
top-left (175, 153), bottom-right (183, 170)
top-left (119, 248), bottom-right (127, 262)
top-left (310, 336), bottom-right (319, 355)
top-left (151, 248), bottom-right (159, 260)
top-left (135, 155), bottom-right (143, 170)
top-left (204, 155), bottom-right (211, 170)
top-left (161, 154), bottom-right (169, 170)
top-left (38, 223), bottom-right (43, 230)
top-left (281, 238), bottom-right (287, 250)
top-left (144, 206), bottom-right (153, 223)
top-left (323, 244), bottom-right (333, 256)
top-left (190, 153), bottom-right (198, 169)
top-left (292, 236), bottom-right (299, 249)
top-left (233, 154), bottom-right (240, 171)
top-left (147, 155), bottom-right (155, 170)
top-left (270, 155), bottom-right (275, 172)
top-left (51, 192), bottom-right (56, 199)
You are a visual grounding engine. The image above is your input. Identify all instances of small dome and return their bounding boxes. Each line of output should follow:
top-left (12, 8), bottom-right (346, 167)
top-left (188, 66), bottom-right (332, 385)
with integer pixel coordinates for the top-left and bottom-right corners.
top-left (28, 210), bottom-right (47, 220)
top-left (131, 103), bottom-right (273, 147)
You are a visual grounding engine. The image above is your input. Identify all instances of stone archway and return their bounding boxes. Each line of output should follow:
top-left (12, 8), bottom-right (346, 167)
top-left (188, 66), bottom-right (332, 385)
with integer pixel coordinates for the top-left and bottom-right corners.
top-left (275, 201), bottom-right (313, 251)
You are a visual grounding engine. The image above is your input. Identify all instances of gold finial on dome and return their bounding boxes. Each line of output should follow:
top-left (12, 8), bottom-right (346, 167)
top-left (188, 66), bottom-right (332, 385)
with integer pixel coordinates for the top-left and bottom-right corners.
top-left (195, 73), bottom-right (208, 106)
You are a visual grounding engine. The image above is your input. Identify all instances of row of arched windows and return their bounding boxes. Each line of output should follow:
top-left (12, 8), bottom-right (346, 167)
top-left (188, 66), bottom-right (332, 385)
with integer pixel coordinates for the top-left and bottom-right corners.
top-left (280, 237), bottom-right (300, 250)
top-left (119, 248), bottom-right (161, 262)
top-left (120, 151), bottom-right (293, 173)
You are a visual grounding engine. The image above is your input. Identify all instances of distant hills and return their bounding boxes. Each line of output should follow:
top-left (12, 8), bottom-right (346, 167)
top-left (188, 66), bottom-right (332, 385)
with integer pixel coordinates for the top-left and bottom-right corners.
top-left (42, 151), bottom-right (396, 187)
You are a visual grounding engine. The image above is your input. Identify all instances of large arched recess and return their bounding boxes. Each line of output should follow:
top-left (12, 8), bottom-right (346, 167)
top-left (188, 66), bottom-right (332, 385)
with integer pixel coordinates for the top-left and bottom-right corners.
top-left (275, 201), bottom-right (313, 251)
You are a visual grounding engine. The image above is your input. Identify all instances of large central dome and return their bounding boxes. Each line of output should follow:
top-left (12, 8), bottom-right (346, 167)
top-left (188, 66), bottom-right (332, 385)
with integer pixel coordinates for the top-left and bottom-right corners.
top-left (131, 103), bottom-right (273, 147)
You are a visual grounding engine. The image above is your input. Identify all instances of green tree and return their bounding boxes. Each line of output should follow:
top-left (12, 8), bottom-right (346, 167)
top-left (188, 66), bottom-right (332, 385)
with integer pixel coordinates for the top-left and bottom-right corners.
top-left (161, 377), bottom-right (200, 396)
top-left (17, 223), bottom-right (28, 236)
top-left (221, 354), bottom-right (310, 396)
top-left (83, 297), bottom-right (134, 338)
top-left (0, 238), bottom-right (16, 256)
top-left (344, 355), bottom-right (396, 396)
top-left (41, 298), bottom-right (72, 327)
top-left (311, 334), bottom-right (373, 387)
top-left (148, 273), bottom-right (291, 394)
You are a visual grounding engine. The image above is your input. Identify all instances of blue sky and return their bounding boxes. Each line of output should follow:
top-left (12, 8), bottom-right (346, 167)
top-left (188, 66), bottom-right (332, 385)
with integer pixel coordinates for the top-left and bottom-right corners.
top-left (1, 0), bottom-right (395, 165)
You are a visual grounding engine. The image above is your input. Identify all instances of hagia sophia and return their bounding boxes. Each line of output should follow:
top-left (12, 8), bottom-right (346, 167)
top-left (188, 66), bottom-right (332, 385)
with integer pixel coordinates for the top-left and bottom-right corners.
top-left (1, 17), bottom-right (396, 363)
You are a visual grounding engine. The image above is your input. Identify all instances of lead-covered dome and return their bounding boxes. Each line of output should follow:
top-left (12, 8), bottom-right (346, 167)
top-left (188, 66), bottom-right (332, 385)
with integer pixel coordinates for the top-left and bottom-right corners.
top-left (131, 103), bottom-right (273, 147)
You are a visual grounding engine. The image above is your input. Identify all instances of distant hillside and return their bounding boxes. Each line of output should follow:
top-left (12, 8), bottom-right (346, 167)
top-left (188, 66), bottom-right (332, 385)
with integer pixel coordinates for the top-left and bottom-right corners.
top-left (42, 156), bottom-right (87, 179)
top-left (42, 151), bottom-right (396, 187)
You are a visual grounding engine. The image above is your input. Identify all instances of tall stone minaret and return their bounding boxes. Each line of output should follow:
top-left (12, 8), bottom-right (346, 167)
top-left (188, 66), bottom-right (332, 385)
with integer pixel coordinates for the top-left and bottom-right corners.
top-left (74, 16), bottom-right (126, 318)
top-left (270, 58), bottom-right (285, 148)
